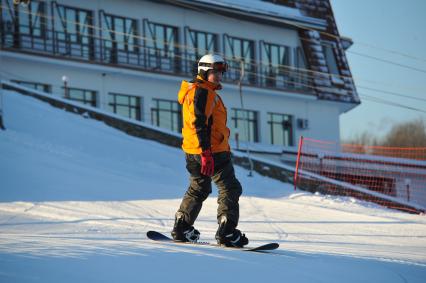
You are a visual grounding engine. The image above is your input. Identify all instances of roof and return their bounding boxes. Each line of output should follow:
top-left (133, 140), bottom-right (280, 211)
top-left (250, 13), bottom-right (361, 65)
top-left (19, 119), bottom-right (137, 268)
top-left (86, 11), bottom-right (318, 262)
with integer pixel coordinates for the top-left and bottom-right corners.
top-left (153, 0), bottom-right (328, 30)
top-left (289, 0), bottom-right (360, 105)
top-left (191, 0), bottom-right (327, 28)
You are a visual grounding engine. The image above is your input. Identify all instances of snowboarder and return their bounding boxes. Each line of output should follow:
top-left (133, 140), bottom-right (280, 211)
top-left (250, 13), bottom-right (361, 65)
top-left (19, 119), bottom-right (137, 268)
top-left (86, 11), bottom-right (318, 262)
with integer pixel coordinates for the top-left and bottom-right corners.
top-left (172, 54), bottom-right (249, 248)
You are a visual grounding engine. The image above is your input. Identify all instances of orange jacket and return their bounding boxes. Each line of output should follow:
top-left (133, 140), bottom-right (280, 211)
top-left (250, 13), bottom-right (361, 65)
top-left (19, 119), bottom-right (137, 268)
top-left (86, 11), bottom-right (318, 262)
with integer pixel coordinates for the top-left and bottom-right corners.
top-left (178, 75), bottom-right (230, 154)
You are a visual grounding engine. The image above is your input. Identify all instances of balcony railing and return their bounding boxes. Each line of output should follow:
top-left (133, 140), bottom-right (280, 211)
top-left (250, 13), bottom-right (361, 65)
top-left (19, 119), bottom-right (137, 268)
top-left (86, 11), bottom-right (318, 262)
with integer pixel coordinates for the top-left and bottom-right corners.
top-left (0, 24), bottom-right (312, 92)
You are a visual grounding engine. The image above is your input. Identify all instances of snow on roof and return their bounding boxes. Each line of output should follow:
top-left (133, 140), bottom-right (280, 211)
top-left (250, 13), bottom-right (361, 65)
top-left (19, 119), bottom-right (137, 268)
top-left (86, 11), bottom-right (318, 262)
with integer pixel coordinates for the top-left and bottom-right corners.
top-left (189, 0), bottom-right (327, 28)
top-left (196, 0), bottom-right (303, 17)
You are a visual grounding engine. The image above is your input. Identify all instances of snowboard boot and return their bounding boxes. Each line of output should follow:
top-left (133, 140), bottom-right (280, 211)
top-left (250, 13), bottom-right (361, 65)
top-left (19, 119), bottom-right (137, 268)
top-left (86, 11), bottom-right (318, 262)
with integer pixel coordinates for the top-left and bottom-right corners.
top-left (171, 212), bottom-right (200, 242)
top-left (215, 216), bottom-right (248, 248)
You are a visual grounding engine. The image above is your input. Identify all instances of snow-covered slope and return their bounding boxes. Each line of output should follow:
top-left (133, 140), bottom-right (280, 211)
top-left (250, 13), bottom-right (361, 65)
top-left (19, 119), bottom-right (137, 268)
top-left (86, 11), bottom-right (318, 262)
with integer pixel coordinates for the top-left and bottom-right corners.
top-left (0, 91), bottom-right (425, 283)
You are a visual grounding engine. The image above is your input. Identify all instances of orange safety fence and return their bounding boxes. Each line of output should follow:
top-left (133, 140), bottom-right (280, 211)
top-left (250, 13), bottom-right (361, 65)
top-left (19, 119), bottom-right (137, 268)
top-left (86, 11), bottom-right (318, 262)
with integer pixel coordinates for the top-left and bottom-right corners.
top-left (294, 136), bottom-right (426, 214)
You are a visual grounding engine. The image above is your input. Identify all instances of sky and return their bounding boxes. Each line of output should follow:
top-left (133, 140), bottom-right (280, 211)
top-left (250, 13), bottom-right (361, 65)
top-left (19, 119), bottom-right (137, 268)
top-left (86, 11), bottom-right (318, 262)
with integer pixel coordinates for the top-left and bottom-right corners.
top-left (330, 0), bottom-right (426, 141)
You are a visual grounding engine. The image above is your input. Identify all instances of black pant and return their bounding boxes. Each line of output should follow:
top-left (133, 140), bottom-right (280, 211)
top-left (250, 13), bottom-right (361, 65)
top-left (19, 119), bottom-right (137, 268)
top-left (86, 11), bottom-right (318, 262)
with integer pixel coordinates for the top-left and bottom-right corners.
top-left (176, 151), bottom-right (242, 228)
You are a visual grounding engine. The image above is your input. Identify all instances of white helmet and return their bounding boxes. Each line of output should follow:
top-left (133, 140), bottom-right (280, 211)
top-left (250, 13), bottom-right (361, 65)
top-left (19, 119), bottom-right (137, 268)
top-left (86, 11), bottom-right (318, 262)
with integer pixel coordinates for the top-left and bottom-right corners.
top-left (197, 54), bottom-right (228, 79)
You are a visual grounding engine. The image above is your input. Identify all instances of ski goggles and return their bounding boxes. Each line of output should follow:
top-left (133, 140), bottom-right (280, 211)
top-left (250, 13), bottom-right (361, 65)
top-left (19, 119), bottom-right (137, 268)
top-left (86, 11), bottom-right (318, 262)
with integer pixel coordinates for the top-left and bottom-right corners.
top-left (212, 62), bottom-right (228, 72)
top-left (199, 62), bottom-right (229, 73)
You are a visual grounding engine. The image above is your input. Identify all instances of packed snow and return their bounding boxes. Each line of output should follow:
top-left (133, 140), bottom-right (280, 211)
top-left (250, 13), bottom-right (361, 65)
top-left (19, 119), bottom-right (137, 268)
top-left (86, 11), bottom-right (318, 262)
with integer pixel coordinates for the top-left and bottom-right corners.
top-left (0, 91), bottom-right (425, 282)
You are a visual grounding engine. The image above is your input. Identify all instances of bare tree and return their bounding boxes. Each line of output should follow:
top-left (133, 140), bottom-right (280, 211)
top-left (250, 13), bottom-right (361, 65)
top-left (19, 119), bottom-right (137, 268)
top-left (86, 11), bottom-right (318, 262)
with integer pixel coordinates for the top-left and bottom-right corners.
top-left (342, 118), bottom-right (426, 147)
top-left (382, 118), bottom-right (426, 147)
top-left (342, 130), bottom-right (379, 147)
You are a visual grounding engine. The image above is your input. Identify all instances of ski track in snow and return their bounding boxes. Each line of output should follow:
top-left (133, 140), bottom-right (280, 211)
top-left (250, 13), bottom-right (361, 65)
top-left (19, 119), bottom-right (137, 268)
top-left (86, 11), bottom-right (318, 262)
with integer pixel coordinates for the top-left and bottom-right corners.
top-left (0, 92), bottom-right (426, 282)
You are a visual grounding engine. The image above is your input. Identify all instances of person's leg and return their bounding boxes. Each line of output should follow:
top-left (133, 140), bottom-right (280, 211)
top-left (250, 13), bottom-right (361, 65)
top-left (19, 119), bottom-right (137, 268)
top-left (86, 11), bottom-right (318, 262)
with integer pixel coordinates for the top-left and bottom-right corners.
top-left (211, 152), bottom-right (242, 226)
top-left (211, 152), bottom-right (248, 247)
top-left (172, 154), bottom-right (212, 241)
top-left (176, 174), bottom-right (212, 225)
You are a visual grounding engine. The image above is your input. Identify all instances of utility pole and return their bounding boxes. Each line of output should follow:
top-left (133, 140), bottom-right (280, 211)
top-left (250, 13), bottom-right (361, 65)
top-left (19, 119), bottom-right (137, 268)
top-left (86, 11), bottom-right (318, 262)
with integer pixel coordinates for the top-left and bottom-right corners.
top-left (0, 50), bottom-right (5, 130)
top-left (0, 87), bottom-right (4, 130)
top-left (238, 60), bottom-right (253, 177)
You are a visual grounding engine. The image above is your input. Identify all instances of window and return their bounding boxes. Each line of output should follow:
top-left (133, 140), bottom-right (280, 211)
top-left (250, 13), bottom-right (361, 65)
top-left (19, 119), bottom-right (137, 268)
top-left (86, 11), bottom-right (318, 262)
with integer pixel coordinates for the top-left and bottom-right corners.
top-left (267, 113), bottom-right (293, 146)
top-left (63, 87), bottom-right (97, 107)
top-left (184, 27), bottom-right (218, 75)
top-left (231, 108), bottom-right (258, 143)
top-left (322, 41), bottom-right (339, 75)
top-left (0, 0), bottom-right (15, 48)
top-left (100, 11), bottom-right (139, 64)
top-left (151, 98), bottom-right (182, 133)
top-left (18, 0), bottom-right (47, 38)
top-left (223, 34), bottom-right (256, 84)
top-left (12, 80), bottom-right (51, 93)
top-left (52, 3), bottom-right (95, 59)
top-left (1, 0), bottom-right (47, 50)
top-left (260, 41), bottom-right (291, 88)
top-left (108, 93), bottom-right (141, 120)
top-left (293, 46), bottom-right (310, 90)
top-left (144, 20), bottom-right (179, 73)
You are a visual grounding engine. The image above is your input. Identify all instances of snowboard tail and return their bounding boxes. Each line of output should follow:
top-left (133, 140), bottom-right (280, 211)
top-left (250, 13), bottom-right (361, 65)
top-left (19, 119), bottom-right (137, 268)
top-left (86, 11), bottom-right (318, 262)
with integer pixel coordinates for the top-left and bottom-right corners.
top-left (147, 230), bottom-right (279, 252)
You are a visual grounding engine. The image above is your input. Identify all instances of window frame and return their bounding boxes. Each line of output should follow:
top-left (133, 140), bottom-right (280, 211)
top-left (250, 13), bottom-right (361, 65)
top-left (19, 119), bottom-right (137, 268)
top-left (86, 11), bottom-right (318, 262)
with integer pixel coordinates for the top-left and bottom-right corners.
top-left (143, 19), bottom-right (180, 73)
top-left (53, 2), bottom-right (94, 43)
top-left (322, 40), bottom-right (340, 76)
top-left (267, 112), bottom-right (294, 146)
top-left (292, 45), bottom-right (310, 90)
top-left (223, 33), bottom-right (256, 84)
top-left (151, 98), bottom-right (182, 133)
top-left (11, 79), bottom-right (51, 93)
top-left (62, 86), bottom-right (97, 107)
top-left (52, 2), bottom-right (95, 59)
top-left (17, 0), bottom-right (47, 39)
top-left (231, 108), bottom-right (258, 143)
top-left (100, 11), bottom-right (139, 52)
top-left (108, 92), bottom-right (142, 121)
top-left (259, 40), bottom-right (291, 88)
top-left (184, 26), bottom-right (219, 75)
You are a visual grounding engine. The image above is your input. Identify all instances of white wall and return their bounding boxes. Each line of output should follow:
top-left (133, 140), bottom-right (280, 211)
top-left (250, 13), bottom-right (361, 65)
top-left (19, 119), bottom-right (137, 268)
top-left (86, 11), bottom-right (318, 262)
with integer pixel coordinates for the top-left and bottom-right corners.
top-left (0, 0), bottom-right (344, 146)
top-left (1, 51), bottom-right (341, 144)
top-left (220, 83), bottom-right (341, 144)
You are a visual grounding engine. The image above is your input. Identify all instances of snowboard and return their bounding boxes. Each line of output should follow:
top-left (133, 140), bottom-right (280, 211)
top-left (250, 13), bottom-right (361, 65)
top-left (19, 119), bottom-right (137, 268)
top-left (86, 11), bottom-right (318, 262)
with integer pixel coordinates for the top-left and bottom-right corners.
top-left (147, 230), bottom-right (279, 252)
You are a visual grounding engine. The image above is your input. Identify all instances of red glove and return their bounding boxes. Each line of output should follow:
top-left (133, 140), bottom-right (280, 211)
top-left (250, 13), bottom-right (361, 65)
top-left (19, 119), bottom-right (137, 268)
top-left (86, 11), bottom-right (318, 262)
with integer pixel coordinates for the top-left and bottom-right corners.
top-left (201, 149), bottom-right (214, 176)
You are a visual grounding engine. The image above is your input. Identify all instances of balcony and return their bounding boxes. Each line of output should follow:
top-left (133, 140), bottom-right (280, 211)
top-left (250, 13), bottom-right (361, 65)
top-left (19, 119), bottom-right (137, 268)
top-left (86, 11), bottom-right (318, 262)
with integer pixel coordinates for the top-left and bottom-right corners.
top-left (0, 23), bottom-right (313, 94)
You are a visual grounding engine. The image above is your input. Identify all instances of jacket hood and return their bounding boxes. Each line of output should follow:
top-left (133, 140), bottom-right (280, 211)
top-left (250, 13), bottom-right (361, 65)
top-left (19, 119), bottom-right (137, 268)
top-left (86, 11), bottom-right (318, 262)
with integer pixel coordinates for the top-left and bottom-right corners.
top-left (177, 80), bottom-right (194, 105)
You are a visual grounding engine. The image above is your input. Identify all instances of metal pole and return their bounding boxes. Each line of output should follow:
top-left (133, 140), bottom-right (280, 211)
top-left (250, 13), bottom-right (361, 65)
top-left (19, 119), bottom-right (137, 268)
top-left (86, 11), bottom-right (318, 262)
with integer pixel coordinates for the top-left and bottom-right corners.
top-left (0, 50), bottom-right (5, 130)
top-left (62, 75), bottom-right (69, 99)
top-left (0, 87), bottom-right (4, 130)
top-left (405, 179), bottom-right (411, 202)
top-left (238, 60), bottom-right (253, 177)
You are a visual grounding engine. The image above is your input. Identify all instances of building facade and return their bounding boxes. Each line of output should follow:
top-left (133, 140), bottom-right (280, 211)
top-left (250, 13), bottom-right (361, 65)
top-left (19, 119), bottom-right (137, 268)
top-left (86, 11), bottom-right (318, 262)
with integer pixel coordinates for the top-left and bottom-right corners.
top-left (0, 0), bottom-right (360, 148)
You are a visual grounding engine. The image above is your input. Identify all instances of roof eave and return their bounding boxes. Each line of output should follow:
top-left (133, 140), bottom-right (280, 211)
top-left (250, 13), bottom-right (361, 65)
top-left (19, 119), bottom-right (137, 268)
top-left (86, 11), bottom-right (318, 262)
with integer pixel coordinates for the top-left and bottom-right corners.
top-left (149, 0), bottom-right (328, 31)
top-left (340, 36), bottom-right (354, 50)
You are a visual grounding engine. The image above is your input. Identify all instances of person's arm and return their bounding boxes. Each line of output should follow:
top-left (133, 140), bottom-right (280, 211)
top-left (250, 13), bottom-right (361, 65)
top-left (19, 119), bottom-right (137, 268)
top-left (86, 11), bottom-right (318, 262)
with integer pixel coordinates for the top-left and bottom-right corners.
top-left (192, 87), bottom-right (215, 176)
top-left (193, 87), bottom-right (214, 151)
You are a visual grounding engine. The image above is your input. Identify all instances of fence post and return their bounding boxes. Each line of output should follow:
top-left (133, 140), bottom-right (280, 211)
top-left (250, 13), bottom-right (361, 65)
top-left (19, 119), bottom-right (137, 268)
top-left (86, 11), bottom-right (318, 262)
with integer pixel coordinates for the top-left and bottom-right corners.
top-left (405, 179), bottom-right (411, 202)
top-left (318, 152), bottom-right (325, 176)
top-left (294, 135), bottom-right (304, 191)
